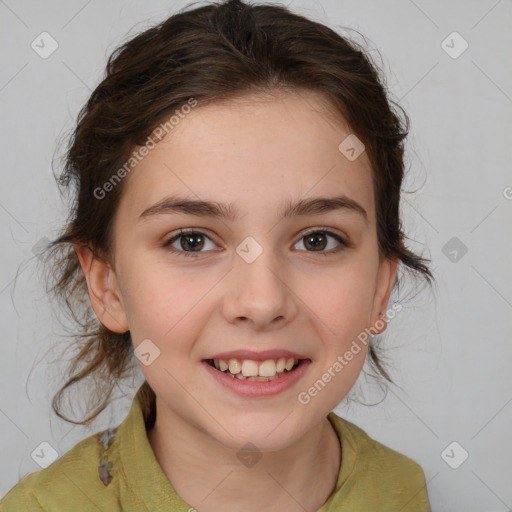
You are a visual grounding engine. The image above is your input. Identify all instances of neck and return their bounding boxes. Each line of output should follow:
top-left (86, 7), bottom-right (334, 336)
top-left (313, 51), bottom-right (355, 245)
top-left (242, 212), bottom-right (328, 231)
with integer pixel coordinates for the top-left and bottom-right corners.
top-left (147, 399), bottom-right (341, 512)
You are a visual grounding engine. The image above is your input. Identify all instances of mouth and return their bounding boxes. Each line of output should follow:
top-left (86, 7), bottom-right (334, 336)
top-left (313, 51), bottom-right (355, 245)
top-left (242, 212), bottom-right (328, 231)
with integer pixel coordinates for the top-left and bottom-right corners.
top-left (204, 356), bottom-right (307, 382)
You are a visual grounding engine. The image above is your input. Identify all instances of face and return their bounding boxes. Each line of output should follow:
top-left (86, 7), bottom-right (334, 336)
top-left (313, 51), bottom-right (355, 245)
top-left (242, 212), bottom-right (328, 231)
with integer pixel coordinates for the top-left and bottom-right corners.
top-left (77, 90), bottom-right (398, 452)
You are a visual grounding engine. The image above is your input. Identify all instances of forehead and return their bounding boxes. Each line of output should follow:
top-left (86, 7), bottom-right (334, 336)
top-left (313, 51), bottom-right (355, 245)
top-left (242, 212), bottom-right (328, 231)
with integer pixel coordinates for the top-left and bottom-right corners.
top-left (116, 90), bottom-right (375, 225)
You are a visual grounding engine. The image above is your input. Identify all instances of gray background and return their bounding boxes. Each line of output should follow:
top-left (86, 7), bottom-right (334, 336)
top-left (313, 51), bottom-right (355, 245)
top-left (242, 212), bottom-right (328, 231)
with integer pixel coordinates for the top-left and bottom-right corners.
top-left (0, 1), bottom-right (511, 511)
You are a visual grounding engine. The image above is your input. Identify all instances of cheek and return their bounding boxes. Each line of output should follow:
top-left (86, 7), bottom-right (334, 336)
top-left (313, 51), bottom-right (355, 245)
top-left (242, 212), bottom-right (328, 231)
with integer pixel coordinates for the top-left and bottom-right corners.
top-left (300, 264), bottom-right (377, 340)
top-left (119, 261), bottom-right (213, 345)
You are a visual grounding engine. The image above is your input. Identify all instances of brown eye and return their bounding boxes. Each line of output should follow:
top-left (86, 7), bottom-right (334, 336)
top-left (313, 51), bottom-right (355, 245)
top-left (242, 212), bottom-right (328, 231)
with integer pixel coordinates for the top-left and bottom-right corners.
top-left (294, 229), bottom-right (348, 254)
top-left (304, 232), bottom-right (328, 251)
top-left (163, 230), bottom-right (216, 258)
top-left (162, 227), bottom-right (348, 259)
top-left (178, 232), bottom-right (205, 251)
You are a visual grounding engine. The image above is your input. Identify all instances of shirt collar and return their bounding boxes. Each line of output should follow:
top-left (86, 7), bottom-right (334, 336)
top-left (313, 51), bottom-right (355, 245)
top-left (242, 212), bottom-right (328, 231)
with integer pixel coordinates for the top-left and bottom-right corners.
top-left (117, 384), bottom-right (190, 509)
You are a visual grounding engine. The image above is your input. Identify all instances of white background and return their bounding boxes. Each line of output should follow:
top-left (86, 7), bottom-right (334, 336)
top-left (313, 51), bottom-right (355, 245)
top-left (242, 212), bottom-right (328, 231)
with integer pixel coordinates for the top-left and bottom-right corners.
top-left (0, 1), bottom-right (511, 511)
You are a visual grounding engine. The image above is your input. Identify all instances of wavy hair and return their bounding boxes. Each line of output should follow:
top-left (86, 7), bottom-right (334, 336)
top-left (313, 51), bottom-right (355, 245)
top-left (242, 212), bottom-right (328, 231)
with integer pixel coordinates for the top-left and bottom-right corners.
top-left (39, 0), bottom-right (434, 425)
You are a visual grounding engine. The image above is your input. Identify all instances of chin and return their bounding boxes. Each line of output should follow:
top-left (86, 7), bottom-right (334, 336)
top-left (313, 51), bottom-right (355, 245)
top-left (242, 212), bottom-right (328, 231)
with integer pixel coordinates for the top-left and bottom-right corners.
top-left (204, 412), bottom-right (303, 453)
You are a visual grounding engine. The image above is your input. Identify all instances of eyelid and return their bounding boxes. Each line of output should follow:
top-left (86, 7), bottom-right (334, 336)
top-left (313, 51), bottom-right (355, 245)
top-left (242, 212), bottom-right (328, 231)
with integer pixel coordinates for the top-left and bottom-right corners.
top-left (299, 225), bottom-right (347, 240)
top-left (163, 226), bottom-right (350, 257)
top-left (164, 227), bottom-right (219, 246)
top-left (295, 226), bottom-right (350, 252)
top-left (164, 226), bottom-right (347, 244)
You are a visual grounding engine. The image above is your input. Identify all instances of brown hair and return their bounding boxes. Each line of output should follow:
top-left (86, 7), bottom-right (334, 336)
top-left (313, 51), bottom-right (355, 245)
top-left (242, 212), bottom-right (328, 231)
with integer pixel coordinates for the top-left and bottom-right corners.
top-left (40, 0), bottom-right (434, 426)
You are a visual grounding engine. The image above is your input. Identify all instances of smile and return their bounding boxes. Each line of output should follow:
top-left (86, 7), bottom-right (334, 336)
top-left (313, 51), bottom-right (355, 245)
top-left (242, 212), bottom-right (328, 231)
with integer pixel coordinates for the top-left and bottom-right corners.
top-left (202, 356), bottom-right (311, 397)
top-left (206, 357), bottom-right (301, 381)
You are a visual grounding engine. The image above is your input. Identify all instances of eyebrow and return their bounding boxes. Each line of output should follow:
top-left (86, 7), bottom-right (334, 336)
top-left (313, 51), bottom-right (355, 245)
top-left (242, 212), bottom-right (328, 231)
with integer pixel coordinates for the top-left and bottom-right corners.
top-left (138, 194), bottom-right (368, 225)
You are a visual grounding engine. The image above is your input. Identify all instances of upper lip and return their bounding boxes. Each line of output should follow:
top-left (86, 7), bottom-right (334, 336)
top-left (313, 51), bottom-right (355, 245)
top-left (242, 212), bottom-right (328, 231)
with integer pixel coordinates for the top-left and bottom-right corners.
top-left (206, 349), bottom-right (309, 362)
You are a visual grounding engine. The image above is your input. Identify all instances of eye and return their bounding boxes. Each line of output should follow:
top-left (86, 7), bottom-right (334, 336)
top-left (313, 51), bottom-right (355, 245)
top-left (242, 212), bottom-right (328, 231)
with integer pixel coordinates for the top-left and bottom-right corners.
top-left (293, 228), bottom-right (348, 255)
top-left (163, 227), bottom-right (348, 258)
top-left (162, 229), bottom-right (217, 258)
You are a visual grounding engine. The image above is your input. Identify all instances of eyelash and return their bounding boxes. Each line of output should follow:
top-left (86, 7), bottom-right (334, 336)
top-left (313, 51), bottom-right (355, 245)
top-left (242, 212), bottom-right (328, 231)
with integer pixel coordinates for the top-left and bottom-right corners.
top-left (162, 228), bottom-right (349, 258)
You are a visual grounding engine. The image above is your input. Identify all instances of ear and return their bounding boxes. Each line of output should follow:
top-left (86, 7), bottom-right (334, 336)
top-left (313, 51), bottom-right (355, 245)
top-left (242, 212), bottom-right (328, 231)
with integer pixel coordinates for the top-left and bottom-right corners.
top-left (74, 243), bottom-right (129, 333)
top-left (369, 256), bottom-right (399, 335)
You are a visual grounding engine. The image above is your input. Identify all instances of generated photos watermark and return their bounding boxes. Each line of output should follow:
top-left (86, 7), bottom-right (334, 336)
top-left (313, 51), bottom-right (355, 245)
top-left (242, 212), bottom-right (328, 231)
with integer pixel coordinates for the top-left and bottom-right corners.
top-left (297, 302), bottom-right (402, 405)
top-left (93, 97), bottom-right (198, 200)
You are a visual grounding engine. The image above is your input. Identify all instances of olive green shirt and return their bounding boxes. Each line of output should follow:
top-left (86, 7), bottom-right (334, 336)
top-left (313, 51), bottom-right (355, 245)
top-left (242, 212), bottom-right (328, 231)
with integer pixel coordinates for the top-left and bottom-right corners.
top-left (1, 385), bottom-right (431, 511)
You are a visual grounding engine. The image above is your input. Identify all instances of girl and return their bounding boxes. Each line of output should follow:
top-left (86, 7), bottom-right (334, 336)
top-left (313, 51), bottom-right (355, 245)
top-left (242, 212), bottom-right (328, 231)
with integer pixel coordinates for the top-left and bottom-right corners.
top-left (1, 0), bottom-right (434, 510)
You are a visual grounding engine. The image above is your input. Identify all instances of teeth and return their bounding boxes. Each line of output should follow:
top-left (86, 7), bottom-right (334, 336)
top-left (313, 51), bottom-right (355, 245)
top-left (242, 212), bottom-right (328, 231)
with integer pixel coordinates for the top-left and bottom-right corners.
top-left (241, 360), bottom-right (259, 377)
top-left (258, 359), bottom-right (276, 377)
top-left (236, 372), bottom-right (284, 382)
top-left (228, 359), bottom-right (241, 374)
top-left (250, 376), bottom-right (271, 382)
top-left (213, 357), bottom-right (299, 379)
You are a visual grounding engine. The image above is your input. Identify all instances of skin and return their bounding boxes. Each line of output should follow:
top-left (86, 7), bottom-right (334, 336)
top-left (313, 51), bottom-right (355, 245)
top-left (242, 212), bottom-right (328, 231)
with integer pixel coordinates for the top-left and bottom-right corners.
top-left (75, 89), bottom-right (398, 512)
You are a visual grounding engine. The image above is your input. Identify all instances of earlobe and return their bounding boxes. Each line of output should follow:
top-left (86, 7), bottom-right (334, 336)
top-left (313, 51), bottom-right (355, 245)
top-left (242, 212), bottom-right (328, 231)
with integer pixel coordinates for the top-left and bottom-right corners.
top-left (370, 257), bottom-right (400, 335)
top-left (73, 243), bottom-right (129, 333)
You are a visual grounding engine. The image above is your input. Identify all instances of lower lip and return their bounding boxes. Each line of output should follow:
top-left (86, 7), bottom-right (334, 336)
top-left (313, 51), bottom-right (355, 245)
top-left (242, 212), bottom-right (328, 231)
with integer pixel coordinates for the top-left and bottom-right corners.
top-left (202, 360), bottom-right (311, 397)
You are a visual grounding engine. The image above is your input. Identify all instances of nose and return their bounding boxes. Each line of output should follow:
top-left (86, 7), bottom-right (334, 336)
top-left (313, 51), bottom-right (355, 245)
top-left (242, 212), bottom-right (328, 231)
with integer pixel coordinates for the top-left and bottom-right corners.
top-left (222, 246), bottom-right (298, 330)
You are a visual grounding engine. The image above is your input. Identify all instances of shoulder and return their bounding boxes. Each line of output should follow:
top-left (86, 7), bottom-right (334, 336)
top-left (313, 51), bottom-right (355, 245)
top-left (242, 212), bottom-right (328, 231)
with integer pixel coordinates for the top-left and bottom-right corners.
top-left (0, 427), bottom-right (119, 512)
top-left (330, 412), bottom-right (426, 477)
top-left (327, 412), bottom-right (431, 511)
